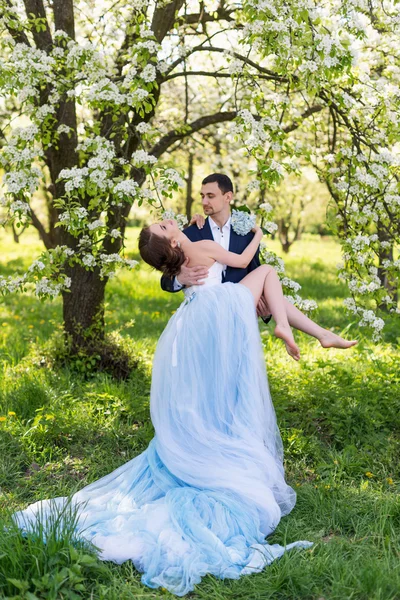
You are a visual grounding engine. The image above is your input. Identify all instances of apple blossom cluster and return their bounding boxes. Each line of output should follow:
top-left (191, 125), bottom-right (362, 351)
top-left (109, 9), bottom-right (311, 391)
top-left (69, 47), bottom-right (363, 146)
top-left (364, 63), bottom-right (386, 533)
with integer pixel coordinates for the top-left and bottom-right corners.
top-left (235, 0), bottom-right (400, 334)
top-left (230, 188), bottom-right (318, 311)
top-left (0, 246), bottom-right (74, 298)
top-left (161, 210), bottom-right (188, 231)
top-left (98, 254), bottom-right (139, 279)
top-left (0, 9), bottom-right (187, 301)
top-left (258, 242), bottom-right (317, 313)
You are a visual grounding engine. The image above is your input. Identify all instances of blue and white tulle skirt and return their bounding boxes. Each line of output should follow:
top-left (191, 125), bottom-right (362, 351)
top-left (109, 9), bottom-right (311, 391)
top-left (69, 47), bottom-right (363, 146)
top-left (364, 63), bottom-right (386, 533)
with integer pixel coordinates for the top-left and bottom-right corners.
top-left (13, 282), bottom-right (311, 595)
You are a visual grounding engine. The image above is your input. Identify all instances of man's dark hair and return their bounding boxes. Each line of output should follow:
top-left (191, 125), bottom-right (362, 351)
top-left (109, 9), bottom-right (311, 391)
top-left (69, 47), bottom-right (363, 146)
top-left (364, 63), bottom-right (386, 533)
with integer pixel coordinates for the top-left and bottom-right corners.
top-left (202, 173), bottom-right (233, 194)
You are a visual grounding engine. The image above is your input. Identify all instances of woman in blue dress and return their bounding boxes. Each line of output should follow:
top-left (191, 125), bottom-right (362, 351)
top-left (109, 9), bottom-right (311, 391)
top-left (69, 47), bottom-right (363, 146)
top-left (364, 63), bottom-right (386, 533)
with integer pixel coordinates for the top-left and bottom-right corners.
top-left (14, 219), bottom-right (316, 596)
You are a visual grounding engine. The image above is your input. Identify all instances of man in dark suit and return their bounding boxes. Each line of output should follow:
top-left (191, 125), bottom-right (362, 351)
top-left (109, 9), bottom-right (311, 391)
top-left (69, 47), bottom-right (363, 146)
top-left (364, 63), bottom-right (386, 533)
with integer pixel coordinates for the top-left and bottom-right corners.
top-left (160, 172), bottom-right (359, 348)
top-left (161, 172), bottom-right (272, 322)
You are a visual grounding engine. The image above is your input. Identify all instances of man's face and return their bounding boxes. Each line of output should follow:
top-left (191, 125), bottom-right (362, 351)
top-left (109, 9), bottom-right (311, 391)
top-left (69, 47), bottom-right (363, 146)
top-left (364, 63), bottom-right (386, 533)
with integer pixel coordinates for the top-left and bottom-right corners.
top-left (200, 182), bottom-right (231, 216)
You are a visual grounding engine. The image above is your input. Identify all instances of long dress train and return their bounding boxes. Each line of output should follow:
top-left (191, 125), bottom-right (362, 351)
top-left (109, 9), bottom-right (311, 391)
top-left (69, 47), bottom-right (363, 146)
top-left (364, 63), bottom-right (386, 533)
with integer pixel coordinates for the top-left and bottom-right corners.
top-left (13, 263), bottom-right (312, 596)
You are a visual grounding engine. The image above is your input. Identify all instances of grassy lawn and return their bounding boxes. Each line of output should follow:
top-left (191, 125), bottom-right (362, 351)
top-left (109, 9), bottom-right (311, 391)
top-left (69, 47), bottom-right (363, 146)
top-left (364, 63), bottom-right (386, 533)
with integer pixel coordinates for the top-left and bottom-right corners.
top-left (0, 227), bottom-right (399, 599)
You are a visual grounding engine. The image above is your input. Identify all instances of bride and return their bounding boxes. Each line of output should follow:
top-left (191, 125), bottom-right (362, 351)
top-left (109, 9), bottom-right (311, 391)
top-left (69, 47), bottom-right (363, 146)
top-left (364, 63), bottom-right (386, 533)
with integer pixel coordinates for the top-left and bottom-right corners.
top-left (13, 219), bottom-right (313, 596)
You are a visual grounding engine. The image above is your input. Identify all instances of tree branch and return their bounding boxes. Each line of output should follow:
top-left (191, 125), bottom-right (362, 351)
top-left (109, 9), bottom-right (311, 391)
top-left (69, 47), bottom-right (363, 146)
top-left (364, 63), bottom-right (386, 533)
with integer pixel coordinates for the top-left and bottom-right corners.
top-left (151, 0), bottom-right (185, 43)
top-left (44, 0), bottom-right (78, 204)
top-left (23, 0), bottom-right (53, 50)
top-left (150, 111), bottom-right (237, 158)
top-left (29, 206), bottom-right (54, 249)
top-left (53, 0), bottom-right (75, 39)
top-left (151, 104), bottom-right (327, 160)
top-left (178, 5), bottom-right (235, 26)
top-left (3, 0), bottom-right (31, 45)
top-left (165, 45), bottom-right (289, 82)
top-left (283, 104), bottom-right (325, 133)
top-left (163, 70), bottom-right (283, 82)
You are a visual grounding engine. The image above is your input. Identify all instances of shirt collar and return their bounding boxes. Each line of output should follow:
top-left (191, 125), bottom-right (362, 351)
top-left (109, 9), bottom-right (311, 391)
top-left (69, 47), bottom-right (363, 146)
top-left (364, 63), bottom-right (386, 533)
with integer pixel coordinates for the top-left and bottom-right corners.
top-left (209, 216), bottom-right (231, 232)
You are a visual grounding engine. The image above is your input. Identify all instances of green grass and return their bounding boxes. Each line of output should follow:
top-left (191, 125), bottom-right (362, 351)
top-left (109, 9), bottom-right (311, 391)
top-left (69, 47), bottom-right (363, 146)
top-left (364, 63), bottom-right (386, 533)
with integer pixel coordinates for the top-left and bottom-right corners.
top-left (0, 227), bottom-right (399, 599)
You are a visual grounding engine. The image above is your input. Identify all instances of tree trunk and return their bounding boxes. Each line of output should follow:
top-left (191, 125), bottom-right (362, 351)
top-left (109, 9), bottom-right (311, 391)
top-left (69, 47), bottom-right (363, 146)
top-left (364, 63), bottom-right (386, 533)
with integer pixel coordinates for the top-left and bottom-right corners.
top-left (62, 265), bottom-right (108, 352)
top-left (278, 219), bottom-right (291, 253)
top-left (185, 152), bottom-right (194, 220)
top-left (377, 223), bottom-right (398, 310)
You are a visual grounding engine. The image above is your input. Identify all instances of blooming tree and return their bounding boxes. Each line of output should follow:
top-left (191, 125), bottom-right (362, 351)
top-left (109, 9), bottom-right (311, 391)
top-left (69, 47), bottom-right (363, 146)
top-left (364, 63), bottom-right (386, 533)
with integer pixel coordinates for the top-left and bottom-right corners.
top-left (0, 0), bottom-right (243, 354)
top-left (0, 0), bottom-right (399, 356)
top-left (233, 0), bottom-right (400, 337)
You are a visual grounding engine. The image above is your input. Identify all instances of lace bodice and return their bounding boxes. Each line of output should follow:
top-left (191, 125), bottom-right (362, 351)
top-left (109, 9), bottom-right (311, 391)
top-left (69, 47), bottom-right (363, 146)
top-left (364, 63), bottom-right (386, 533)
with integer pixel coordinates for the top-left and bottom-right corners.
top-left (183, 261), bottom-right (223, 299)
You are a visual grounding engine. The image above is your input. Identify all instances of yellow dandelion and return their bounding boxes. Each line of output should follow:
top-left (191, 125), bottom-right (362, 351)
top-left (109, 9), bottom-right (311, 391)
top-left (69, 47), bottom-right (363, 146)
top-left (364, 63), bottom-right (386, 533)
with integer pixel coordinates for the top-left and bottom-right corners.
top-left (2, 323), bottom-right (8, 327)
top-left (8, 411), bottom-right (16, 416)
top-left (13, 315), bottom-right (20, 320)
top-left (40, 320), bottom-right (45, 324)
top-left (387, 477), bottom-right (393, 485)
top-left (28, 325), bottom-right (34, 329)
top-left (325, 484), bottom-right (331, 489)
top-left (365, 471), bottom-right (373, 478)
top-left (0, 416), bottom-right (6, 422)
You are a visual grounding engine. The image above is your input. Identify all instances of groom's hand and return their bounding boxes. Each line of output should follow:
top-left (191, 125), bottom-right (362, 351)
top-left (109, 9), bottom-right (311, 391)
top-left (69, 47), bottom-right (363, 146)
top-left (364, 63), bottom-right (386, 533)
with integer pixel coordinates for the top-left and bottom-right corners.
top-left (257, 295), bottom-right (271, 318)
top-left (177, 258), bottom-right (208, 286)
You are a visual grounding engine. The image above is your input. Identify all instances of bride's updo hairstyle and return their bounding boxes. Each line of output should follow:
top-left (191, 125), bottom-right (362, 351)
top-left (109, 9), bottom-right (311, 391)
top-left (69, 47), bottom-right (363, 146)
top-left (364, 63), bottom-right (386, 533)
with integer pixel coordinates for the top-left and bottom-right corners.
top-left (139, 226), bottom-right (185, 279)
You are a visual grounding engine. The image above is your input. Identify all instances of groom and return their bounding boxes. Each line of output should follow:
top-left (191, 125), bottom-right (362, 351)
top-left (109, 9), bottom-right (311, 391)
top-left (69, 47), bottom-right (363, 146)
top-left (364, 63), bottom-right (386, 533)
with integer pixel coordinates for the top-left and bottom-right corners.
top-left (160, 173), bottom-right (271, 321)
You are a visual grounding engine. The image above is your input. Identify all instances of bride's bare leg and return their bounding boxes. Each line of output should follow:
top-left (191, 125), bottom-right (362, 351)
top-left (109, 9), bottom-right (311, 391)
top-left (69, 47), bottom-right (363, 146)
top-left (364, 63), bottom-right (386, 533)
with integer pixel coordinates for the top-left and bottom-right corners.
top-left (266, 297), bottom-right (358, 349)
top-left (241, 265), bottom-right (300, 361)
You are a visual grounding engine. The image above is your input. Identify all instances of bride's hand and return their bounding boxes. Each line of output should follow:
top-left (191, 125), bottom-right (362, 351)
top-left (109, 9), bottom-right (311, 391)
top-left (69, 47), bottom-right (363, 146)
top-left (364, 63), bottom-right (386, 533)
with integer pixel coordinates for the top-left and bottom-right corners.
top-left (252, 225), bottom-right (262, 238)
top-left (190, 213), bottom-right (205, 229)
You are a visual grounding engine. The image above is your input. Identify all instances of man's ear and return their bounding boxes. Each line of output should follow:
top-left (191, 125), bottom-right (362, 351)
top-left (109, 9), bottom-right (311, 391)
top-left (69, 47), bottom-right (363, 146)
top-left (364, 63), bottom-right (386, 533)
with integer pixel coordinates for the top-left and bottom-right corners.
top-left (225, 191), bottom-right (233, 203)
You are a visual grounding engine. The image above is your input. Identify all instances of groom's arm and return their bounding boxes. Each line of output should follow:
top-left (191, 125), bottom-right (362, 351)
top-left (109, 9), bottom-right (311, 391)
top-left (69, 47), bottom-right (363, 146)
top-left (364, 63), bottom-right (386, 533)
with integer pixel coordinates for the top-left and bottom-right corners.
top-left (161, 260), bottom-right (210, 293)
top-left (161, 273), bottom-right (182, 293)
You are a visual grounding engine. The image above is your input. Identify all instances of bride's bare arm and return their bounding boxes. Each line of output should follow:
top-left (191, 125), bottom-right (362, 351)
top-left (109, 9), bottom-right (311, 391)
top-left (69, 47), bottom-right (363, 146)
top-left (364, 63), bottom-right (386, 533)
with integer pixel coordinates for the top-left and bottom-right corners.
top-left (200, 227), bottom-right (263, 268)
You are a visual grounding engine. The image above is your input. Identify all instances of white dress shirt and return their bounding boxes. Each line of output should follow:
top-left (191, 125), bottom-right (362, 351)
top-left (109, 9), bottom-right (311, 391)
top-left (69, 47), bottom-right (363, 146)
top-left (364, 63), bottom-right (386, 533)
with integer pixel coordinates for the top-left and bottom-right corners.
top-left (208, 216), bottom-right (231, 276)
top-left (174, 216), bottom-right (231, 289)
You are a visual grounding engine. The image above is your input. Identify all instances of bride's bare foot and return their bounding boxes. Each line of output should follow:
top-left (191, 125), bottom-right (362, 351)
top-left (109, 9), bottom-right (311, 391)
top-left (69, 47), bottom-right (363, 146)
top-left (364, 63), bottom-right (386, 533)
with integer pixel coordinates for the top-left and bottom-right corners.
top-left (319, 330), bottom-right (358, 349)
top-left (274, 324), bottom-right (300, 361)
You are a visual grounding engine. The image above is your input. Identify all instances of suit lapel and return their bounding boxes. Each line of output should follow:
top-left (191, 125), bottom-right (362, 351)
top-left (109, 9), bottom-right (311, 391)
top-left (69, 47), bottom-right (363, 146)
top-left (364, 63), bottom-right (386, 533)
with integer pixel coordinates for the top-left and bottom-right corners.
top-left (201, 217), bottom-right (214, 241)
top-left (228, 226), bottom-right (239, 252)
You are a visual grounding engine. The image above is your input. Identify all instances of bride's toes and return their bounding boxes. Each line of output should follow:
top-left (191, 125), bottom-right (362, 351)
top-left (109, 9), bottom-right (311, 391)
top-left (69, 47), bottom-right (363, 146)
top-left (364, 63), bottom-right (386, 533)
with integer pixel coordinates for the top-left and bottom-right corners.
top-left (275, 325), bottom-right (300, 361)
top-left (320, 332), bottom-right (358, 349)
top-left (285, 342), bottom-right (300, 361)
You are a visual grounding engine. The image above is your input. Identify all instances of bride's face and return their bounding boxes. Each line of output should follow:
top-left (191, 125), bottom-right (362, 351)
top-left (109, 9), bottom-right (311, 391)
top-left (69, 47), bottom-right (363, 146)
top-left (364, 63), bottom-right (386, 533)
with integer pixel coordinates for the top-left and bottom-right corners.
top-left (149, 219), bottom-right (179, 242)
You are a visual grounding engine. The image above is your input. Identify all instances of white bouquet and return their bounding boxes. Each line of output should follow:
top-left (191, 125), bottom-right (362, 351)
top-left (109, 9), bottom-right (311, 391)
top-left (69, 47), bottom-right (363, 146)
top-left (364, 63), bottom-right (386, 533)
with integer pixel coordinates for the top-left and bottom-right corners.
top-left (231, 209), bottom-right (256, 236)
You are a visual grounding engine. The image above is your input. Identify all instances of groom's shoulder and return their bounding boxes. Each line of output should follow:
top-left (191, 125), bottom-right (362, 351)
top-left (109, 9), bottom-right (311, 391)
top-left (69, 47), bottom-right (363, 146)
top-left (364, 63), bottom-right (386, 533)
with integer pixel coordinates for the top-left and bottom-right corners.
top-left (183, 223), bottom-right (203, 241)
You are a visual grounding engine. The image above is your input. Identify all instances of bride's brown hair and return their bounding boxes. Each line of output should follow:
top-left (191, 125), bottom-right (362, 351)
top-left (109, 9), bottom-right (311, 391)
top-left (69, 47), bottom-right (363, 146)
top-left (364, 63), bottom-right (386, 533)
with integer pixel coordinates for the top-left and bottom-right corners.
top-left (139, 226), bottom-right (186, 279)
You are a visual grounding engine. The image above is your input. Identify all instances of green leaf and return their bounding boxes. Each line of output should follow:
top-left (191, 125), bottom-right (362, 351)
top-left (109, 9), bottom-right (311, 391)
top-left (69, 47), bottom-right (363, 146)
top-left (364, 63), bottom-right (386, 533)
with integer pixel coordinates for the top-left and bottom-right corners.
top-left (79, 553), bottom-right (97, 566)
top-left (234, 205), bottom-right (251, 214)
top-left (6, 578), bottom-right (29, 591)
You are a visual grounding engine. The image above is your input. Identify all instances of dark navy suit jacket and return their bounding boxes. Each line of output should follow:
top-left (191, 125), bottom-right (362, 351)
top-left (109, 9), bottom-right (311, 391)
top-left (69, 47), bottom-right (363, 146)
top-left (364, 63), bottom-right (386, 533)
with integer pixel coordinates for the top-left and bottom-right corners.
top-left (161, 217), bottom-right (261, 289)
